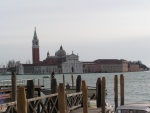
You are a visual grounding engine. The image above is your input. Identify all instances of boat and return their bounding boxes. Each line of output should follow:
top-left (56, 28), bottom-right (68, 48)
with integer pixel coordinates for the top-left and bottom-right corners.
top-left (116, 103), bottom-right (150, 113)
top-left (43, 76), bottom-right (50, 78)
top-left (41, 85), bottom-right (107, 98)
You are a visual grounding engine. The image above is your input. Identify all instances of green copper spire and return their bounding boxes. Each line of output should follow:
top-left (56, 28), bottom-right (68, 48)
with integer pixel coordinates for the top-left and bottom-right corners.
top-left (33, 27), bottom-right (38, 39)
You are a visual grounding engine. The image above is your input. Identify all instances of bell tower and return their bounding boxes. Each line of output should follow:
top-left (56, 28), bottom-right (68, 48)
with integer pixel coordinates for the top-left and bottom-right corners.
top-left (32, 27), bottom-right (40, 64)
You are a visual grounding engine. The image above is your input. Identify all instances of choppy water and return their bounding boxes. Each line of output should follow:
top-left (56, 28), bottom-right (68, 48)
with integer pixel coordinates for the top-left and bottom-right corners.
top-left (1, 71), bottom-right (150, 105)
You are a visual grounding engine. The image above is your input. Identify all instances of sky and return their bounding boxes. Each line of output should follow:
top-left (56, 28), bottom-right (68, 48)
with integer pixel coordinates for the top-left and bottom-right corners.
top-left (0, 0), bottom-right (150, 67)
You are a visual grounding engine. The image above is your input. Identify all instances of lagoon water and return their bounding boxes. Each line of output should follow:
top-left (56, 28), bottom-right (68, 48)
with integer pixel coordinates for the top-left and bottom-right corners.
top-left (1, 71), bottom-right (150, 105)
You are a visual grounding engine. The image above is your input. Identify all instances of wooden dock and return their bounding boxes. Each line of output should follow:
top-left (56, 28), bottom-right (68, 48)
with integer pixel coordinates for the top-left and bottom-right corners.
top-left (0, 73), bottom-right (124, 113)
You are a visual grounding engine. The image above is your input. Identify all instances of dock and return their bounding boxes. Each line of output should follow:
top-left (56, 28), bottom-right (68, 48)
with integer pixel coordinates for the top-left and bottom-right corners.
top-left (0, 73), bottom-right (124, 113)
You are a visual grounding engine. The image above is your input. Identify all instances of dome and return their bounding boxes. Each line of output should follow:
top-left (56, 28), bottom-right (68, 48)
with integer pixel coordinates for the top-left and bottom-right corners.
top-left (55, 45), bottom-right (66, 57)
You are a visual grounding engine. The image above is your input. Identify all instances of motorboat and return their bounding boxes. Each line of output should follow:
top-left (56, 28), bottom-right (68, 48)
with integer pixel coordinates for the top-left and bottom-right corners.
top-left (41, 85), bottom-right (107, 98)
top-left (116, 103), bottom-right (150, 113)
top-left (43, 76), bottom-right (50, 78)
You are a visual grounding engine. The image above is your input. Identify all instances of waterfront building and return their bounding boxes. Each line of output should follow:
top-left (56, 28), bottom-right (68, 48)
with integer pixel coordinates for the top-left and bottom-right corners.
top-left (15, 61), bottom-right (24, 75)
top-left (95, 59), bottom-right (128, 73)
top-left (0, 66), bottom-right (7, 74)
top-left (83, 59), bottom-right (128, 73)
top-left (62, 52), bottom-right (83, 73)
top-left (15, 28), bottom-right (147, 74)
top-left (128, 63), bottom-right (140, 72)
top-left (23, 28), bottom-right (83, 74)
top-left (83, 62), bottom-right (101, 73)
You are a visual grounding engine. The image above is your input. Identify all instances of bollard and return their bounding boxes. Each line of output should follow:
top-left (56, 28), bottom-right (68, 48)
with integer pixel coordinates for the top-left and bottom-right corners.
top-left (114, 75), bottom-right (118, 110)
top-left (96, 78), bottom-right (101, 107)
top-left (17, 87), bottom-right (27, 113)
top-left (120, 74), bottom-right (124, 105)
top-left (101, 77), bottom-right (106, 113)
top-left (82, 80), bottom-right (88, 113)
top-left (11, 72), bottom-right (17, 101)
top-left (71, 74), bottom-right (74, 88)
top-left (76, 75), bottom-right (81, 92)
top-left (58, 83), bottom-right (66, 113)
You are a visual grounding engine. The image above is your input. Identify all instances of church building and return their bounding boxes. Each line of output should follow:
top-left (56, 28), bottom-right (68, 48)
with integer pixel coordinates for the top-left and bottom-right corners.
top-left (23, 28), bottom-right (83, 74)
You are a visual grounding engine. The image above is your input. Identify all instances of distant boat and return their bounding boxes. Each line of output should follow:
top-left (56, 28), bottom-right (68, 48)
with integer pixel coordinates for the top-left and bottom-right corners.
top-left (43, 76), bottom-right (50, 78)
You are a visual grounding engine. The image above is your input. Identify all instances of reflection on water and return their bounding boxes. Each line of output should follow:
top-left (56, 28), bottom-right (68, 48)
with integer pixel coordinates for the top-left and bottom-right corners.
top-left (0, 71), bottom-right (150, 105)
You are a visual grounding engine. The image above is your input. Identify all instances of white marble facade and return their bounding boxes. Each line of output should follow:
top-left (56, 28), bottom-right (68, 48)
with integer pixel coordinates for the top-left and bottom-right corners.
top-left (62, 52), bottom-right (83, 74)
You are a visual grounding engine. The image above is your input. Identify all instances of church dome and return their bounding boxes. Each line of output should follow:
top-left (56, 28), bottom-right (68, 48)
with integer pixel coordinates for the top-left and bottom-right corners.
top-left (55, 45), bottom-right (66, 57)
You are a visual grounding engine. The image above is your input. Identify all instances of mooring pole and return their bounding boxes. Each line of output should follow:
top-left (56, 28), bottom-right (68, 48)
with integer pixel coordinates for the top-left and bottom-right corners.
top-left (101, 77), bottom-right (106, 113)
top-left (114, 75), bottom-right (118, 110)
top-left (120, 74), bottom-right (124, 105)
top-left (71, 74), bottom-right (74, 88)
top-left (82, 80), bottom-right (88, 113)
top-left (76, 75), bottom-right (81, 92)
top-left (96, 78), bottom-right (101, 107)
top-left (58, 83), bottom-right (66, 113)
top-left (11, 72), bottom-right (17, 101)
top-left (17, 87), bottom-right (27, 113)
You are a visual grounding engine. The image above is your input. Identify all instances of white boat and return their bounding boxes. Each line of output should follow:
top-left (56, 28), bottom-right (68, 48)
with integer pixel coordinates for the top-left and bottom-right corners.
top-left (116, 103), bottom-right (150, 113)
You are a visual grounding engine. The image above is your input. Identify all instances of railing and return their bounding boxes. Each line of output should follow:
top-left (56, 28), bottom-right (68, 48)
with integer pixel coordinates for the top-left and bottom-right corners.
top-left (0, 92), bottom-right (83, 113)
top-left (0, 78), bottom-right (44, 87)
top-left (27, 93), bottom-right (58, 113)
top-left (0, 101), bottom-right (17, 113)
top-left (66, 92), bottom-right (83, 111)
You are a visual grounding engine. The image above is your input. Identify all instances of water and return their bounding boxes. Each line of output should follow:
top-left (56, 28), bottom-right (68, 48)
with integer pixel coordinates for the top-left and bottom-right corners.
top-left (1, 71), bottom-right (150, 105)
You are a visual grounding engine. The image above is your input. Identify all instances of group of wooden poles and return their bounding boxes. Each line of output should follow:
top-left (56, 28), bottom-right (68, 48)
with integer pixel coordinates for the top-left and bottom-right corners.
top-left (9, 73), bottom-right (124, 113)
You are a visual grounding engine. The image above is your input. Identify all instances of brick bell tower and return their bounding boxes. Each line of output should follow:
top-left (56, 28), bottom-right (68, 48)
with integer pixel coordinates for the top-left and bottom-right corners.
top-left (32, 27), bottom-right (40, 64)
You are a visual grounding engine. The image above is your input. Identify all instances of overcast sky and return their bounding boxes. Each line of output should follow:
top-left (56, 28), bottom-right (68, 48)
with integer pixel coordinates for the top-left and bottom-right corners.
top-left (0, 0), bottom-right (150, 67)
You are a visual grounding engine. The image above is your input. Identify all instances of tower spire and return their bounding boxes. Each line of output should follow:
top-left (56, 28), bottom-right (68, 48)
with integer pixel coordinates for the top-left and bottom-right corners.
top-left (33, 27), bottom-right (38, 39)
top-left (32, 27), bottom-right (40, 64)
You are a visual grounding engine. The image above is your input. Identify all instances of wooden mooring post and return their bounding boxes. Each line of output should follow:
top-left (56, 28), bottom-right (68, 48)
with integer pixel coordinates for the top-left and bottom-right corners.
top-left (120, 74), bottom-right (124, 105)
top-left (27, 80), bottom-right (34, 113)
top-left (27, 80), bottom-right (34, 99)
top-left (82, 80), bottom-right (88, 113)
top-left (58, 83), bottom-right (66, 113)
top-left (96, 78), bottom-right (101, 107)
top-left (114, 75), bottom-right (118, 110)
top-left (51, 78), bottom-right (58, 113)
top-left (11, 72), bottom-right (17, 101)
top-left (71, 74), bottom-right (74, 88)
top-left (51, 78), bottom-right (57, 94)
top-left (76, 75), bottom-right (81, 92)
top-left (101, 77), bottom-right (106, 113)
top-left (17, 87), bottom-right (27, 113)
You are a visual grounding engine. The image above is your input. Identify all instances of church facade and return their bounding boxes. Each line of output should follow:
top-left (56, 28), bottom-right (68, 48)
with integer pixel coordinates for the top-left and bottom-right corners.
top-left (62, 52), bottom-right (83, 73)
top-left (23, 28), bottom-right (83, 74)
